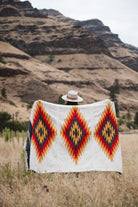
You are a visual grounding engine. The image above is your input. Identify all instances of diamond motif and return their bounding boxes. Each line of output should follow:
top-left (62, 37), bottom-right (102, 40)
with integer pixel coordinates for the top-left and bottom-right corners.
top-left (32, 101), bottom-right (57, 162)
top-left (60, 106), bottom-right (92, 164)
top-left (94, 103), bottom-right (119, 161)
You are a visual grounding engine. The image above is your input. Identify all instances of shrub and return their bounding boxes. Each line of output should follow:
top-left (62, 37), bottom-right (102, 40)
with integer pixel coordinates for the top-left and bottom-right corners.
top-left (126, 121), bottom-right (134, 129)
top-left (134, 112), bottom-right (138, 128)
top-left (26, 103), bottom-right (33, 110)
top-left (48, 54), bottom-right (55, 63)
top-left (57, 95), bottom-right (65, 105)
top-left (126, 110), bottom-right (131, 122)
top-left (118, 117), bottom-right (124, 126)
top-left (1, 88), bottom-right (7, 98)
top-left (0, 111), bottom-right (29, 132)
top-left (0, 112), bottom-right (11, 131)
top-left (131, 122), bottom-right (136, 129)
top-left (122, 115), bottom-right (126, 120)
top-left (58, 59), bottom-right (62, 63)
top-left (6, 121), bottom-right (29, 132)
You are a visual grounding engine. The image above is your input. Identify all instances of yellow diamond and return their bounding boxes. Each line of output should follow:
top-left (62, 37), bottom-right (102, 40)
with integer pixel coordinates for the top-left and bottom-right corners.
top-left (35, 120), bottom-right (48, 144)
top-left (69, 121), bottom-right (82, 145)
top-left (102, 121), bottom-right (115, 144)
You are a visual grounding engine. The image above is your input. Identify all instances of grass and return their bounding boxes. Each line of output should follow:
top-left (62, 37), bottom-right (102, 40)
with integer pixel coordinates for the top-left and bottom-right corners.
top-left (0, 133), bottom-right (137, 206)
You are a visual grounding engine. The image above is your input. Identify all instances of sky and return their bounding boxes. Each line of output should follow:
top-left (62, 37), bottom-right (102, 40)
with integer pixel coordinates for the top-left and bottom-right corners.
top-left (21, 0), bottom-right (138, 47)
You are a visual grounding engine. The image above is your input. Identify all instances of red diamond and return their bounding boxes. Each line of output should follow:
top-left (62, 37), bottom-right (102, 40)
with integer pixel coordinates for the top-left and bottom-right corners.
top-left (32, 101), bottom-right (57, 162)
top-left (60, 106), bottom-right (92, 164)
top-left (94, 103), bottom-right (119, 161)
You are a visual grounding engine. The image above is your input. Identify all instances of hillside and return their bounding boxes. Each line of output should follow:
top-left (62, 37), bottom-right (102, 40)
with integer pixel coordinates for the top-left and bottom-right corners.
top-left (0, 41), bottom-right (60, 120)
top-left (43, 9), bottom-right (138, 72)
top-left (0, 0), bottom-right (138, 121)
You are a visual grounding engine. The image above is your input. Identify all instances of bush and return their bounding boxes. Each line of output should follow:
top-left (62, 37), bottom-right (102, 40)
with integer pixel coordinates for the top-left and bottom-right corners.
top-left (58, 59), bottom-right (62, 63)
top-left (0, 111), bottom-right (29, 132)
top-left (122, 115), bottom-right (126, 120)
top-left (57, 95), bottom-right (65, 105)
top-left (6, 121), bottom-right (29, 132)
top-left (1, 88), bottom-right (7, 98)
top-left (0, 112), bottom-right (11, 131)
top-left (126, 110), bottom-right (131, 122)
top-left (134, 112), bottom-right (138, 128)
top-left (48, 54), bottom-right (55, 63)
top-left (26, 103), bottom-right (33, 110)
top-left (126, 122), bottom-right (131, 129)
top-left (118, 117), bottom-right (124, 126)
top-left (118, 112), bottom-right (138, 129)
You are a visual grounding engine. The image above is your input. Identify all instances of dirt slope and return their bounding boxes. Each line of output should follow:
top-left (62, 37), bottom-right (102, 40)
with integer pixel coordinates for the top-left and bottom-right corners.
top-left (0, 41), bottom-right (138, 121)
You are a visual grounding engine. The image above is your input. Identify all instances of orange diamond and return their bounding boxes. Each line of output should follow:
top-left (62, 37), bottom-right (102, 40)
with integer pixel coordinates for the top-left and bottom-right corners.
top-left (94, 103), bottom-right (119, 161)
top-left (60, 106), bottom-right (92, 164)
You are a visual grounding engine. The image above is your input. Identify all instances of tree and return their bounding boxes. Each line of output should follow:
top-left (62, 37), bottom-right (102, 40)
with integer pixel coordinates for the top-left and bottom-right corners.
top-left (109, 86), bottom-right (116, 101)
top-left (109, 84), bottom-right (119, 117)
top-left (114, 99), bottom-right (119, 117)
top-left (113, 79), bottom-right (120, 94)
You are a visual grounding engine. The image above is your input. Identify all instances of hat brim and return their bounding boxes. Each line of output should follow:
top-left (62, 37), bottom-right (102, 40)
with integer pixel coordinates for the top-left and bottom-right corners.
top-left (62, 95), bottom-right (83, 102)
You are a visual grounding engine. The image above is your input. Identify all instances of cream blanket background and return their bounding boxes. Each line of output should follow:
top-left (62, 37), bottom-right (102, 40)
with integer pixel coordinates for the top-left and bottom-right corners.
top-left (26, 99), bottom-right (122, 173)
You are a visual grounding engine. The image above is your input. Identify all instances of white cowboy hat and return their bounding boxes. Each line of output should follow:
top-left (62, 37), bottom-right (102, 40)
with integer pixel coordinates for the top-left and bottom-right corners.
top-left (62, 90), bottom-right (83, 102)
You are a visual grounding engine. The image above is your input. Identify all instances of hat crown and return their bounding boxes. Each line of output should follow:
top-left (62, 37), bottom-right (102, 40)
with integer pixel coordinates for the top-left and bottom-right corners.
top-left (67, 90), bottom-right (78, 100)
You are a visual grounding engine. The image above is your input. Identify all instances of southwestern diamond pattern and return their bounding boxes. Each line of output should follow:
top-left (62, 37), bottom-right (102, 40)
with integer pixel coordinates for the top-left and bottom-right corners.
top-left (32, 101), bottom-right (57, 162)
top-left (94, 103), bottom-right (119, 161)
top-left (60, 106), bottom-right (92, 164)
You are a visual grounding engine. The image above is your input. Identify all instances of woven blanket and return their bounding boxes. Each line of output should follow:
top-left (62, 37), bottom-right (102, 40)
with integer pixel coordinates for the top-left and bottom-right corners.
top-left (25, 99), bottom-right (122, 173)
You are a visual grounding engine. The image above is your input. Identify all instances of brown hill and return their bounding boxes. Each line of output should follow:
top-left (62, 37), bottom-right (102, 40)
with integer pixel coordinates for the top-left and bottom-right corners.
top-left (0, 16), bottom-right (110, 57)
top-left (43, 9), bottom-right (138, 72)
top-left (0, 41), bottom-right (138, 121)
top-left (0, 41), bottom-right (60, 120)
top-left (0, 0), bottom-right (138, 121)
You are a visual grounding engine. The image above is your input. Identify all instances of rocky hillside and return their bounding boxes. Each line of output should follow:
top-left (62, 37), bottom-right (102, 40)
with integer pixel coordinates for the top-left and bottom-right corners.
top-left (43, 9), bottom-right (138, 72)
top-left (0, 0), bottom-right (138, 121)
top-left (0, 0), bottom-right (110, 57)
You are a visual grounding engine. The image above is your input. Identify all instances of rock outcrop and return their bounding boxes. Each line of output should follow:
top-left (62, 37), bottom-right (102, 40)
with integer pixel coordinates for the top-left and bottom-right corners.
top-left (1, 0), bottom-right (137, 73)
top-left (43, 9), bottom-right (138, 72)
top-left (0, 0), bottom-right (111, 57)
top-left (0, 0), bottom-right (47, 18)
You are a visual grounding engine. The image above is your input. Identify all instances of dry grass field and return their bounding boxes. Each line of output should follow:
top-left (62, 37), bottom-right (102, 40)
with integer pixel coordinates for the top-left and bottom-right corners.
top-left (0, 132), bottom-right (138, 207)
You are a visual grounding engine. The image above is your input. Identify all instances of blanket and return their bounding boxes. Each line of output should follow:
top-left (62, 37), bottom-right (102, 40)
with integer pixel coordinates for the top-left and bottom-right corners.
top-left (25, 99), bottom-right (122, 173)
